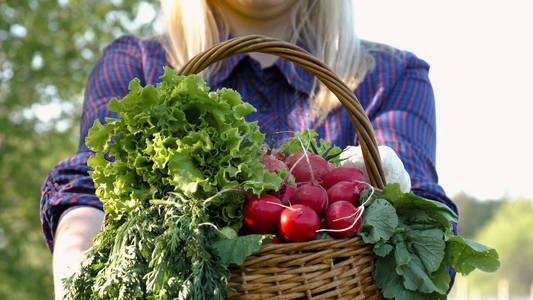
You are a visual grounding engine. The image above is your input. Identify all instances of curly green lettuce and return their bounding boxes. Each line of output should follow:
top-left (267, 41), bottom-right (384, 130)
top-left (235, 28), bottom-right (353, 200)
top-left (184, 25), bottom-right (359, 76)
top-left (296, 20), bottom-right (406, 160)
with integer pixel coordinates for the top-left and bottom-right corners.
top-left (65, 68), bottom-right (282, 299)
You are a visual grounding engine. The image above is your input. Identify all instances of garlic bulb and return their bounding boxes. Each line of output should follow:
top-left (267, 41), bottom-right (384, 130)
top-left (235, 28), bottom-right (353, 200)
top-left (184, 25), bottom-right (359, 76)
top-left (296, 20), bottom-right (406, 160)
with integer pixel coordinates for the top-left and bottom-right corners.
top-left (339, 145), bottom-right (411, 193)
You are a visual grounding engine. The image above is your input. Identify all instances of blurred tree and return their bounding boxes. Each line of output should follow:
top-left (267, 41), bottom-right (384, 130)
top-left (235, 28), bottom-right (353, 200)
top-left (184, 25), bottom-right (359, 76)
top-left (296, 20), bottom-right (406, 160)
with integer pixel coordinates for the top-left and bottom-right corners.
top-left (453, 192), bottom-right (502, 238)
top-left (0, 0), bottom-right (157, 298)
top-left (466, 198), bottom-right (533, 297)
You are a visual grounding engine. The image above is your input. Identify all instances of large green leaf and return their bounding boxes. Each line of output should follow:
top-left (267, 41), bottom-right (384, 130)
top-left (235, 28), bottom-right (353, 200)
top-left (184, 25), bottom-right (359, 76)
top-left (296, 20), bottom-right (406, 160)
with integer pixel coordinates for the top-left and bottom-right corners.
top-left (212, 235), bottom-right (272, 268)
top-left (381, 184), bottom-right (458, 228)
top-left (359, 198), bottom-right (398, 244)
top-left (446, 235), bottom-right (500, 275)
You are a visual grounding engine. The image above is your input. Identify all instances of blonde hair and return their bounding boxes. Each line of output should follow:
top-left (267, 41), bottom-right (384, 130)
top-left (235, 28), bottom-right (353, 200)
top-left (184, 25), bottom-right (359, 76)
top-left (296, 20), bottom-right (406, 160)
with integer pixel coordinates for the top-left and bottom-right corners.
top-left (159, 0), bottom-right (375, 122)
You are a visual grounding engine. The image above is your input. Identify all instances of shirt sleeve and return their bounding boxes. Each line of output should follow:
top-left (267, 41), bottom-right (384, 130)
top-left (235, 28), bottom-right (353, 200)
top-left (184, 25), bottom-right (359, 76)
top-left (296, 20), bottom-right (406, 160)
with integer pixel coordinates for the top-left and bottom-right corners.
top-left (40, 35), bottom-right (144, 253)
top-left (369, 52), bottom-right (457, 214)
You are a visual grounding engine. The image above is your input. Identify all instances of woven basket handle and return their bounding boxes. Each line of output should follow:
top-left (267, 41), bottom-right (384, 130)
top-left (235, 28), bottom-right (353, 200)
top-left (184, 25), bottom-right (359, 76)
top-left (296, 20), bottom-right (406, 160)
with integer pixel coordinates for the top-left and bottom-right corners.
top-left (177, 35), bottom-right (386, 189)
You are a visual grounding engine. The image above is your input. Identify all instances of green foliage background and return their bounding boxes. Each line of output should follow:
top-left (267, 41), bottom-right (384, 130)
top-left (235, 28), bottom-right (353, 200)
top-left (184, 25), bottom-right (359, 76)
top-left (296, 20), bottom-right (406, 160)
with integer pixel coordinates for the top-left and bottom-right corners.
top-left (471, 199), bottom-right (533, 293)
top-left (0, 0), bottom-right (530, 299)
top-left (0, 1), bottom-right (157, 298)
top-left (453, 198), bottom-right (533, 298)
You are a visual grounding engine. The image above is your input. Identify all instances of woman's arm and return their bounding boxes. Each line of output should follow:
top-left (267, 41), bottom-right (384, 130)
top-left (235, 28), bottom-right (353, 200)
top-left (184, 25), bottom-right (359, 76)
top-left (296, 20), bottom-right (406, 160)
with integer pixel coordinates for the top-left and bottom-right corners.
top-left (367, 51), bottom-right (457, 213)
top-left (52, 207), bottom-right (104, 300)
top-left (40, 35), bottom-right (149, 297)
top-left (40, 36), bottom-right (144, 252)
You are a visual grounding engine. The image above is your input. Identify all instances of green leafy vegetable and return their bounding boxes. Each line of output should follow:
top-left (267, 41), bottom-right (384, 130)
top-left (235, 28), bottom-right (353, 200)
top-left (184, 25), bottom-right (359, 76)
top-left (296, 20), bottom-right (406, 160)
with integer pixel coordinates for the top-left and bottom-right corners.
top-left (361, 183), bottom-right (500, 300)
top-left (380, 184), bottom-right (457, 229)
top-left (359, 197), bottom-right (398, 245)
top-left (445, 235), bottom-right (500, 274)
top-left (278, 128), bottom-right (341, 159)
top-left (64, 68), bottom-right (283, 299)
top-left (213, 234), bottom-right (273, 267)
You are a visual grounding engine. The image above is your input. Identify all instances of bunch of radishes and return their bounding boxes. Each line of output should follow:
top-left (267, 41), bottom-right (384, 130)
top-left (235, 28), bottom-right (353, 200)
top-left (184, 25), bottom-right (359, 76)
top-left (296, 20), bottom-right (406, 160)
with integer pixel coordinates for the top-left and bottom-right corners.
top-left (243, 149), bottom-right (369, 243)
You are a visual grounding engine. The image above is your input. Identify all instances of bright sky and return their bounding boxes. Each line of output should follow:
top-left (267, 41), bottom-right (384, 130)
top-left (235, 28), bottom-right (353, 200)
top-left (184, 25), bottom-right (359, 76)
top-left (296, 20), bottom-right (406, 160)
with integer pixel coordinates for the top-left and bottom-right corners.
top-left (354, 0), bottom-right (533, 200)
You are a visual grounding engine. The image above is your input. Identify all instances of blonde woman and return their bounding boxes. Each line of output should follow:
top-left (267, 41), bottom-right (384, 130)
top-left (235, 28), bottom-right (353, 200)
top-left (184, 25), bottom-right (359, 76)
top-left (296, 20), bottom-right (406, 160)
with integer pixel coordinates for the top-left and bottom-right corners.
top-left (41, 0), bottom-right (456, 298)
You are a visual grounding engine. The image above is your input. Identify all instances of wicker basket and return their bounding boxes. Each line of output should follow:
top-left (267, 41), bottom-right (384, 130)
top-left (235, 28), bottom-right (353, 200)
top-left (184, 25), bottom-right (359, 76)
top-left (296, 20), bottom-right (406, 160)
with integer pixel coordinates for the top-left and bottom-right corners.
top-left (178, 35), bottom-right (386, 299)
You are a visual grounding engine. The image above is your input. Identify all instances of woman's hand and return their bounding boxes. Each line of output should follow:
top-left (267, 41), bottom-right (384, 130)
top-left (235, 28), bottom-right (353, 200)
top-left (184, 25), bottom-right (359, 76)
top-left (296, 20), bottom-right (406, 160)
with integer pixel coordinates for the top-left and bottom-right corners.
top-left (52, 206), bottom-right (104, 300)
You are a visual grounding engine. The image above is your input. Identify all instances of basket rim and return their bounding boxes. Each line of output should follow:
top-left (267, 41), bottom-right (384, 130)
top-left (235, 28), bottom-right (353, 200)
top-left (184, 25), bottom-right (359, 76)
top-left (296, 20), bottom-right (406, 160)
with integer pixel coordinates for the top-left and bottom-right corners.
top-left (252, 236), bottom-right (365, 254)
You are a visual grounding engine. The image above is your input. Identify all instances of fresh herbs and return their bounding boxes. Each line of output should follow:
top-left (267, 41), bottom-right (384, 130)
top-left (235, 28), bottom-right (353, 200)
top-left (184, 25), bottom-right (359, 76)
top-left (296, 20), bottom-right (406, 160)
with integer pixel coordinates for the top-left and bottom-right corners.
top-left (359, 184), bottom-right (500, 300)
top-left (64, 68), bottom-right (283, 299)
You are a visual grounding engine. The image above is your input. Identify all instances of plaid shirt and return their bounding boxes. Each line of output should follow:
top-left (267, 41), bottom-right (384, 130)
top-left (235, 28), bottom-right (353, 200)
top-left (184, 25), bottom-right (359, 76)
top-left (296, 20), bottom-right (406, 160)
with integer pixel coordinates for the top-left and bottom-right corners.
top-left (40, 35), bottom-right (456, 253)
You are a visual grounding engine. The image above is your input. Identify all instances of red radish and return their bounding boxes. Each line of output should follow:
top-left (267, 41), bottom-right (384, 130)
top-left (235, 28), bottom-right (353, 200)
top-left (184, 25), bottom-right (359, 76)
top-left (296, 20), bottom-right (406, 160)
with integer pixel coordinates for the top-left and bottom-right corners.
top-left (279, 204), bottom-right (320, 242)
top-left (324, 201), bottom-right (362, 239)
top-left (261, 154), bottom-right (288, 173)
top-left (292, 183), bottom-right (328, 215)
top-left (285, 150), bottom-right (331, 183)
top-left (243, 195), bottom-right (284, 234)
top-left (271, 236), bottom-right (284, 244)
top-left (273, 184), bottom-right (297, 206)
top-left (327, 181), bottom-right (362, 206)
top-left (321, 166), bottom-right (366, 190)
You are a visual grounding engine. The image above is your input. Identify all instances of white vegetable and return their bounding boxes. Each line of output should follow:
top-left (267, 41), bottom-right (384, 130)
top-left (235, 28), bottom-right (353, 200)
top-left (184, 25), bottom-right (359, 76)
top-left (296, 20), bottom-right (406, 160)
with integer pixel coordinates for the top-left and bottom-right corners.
top-left (339, 145), bottom-right (411, 193)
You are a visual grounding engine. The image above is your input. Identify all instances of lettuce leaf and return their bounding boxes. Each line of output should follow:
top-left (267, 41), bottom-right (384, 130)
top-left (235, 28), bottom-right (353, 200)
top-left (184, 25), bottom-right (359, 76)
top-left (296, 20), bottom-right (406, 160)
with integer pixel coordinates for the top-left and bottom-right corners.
top-left (66, 68), bottom-right (284, 299)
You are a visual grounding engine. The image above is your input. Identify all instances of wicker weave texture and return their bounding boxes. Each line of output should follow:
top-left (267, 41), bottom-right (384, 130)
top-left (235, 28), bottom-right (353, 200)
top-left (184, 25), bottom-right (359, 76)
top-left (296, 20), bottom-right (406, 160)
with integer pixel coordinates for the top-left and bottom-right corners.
top-left (227, 237), bottom-right (382, 300)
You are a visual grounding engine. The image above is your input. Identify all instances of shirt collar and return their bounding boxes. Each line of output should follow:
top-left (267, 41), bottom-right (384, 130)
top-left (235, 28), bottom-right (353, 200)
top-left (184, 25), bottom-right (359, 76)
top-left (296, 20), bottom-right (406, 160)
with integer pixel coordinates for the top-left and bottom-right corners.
top-left (208, 39), bottom-right (314, 95)
top-left (274, 55), bottom-right (313, 95)
top-left (208, 52), bottom-right (247, 86)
